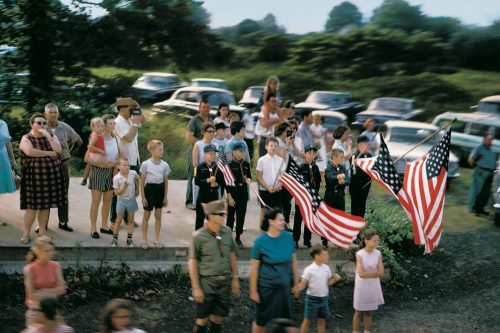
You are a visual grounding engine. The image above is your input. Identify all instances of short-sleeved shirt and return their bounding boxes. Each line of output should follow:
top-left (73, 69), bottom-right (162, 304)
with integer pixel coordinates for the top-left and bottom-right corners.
top-left (212, 137), bottom-right (228, 155)
top-left (470, 144), bottom-right (496, 170)
top-left (140, 158), bottom-right (171, 184)
top-left (256, 154), bottom-right (286, 190)
top-left (226, 136), bottom-right (250, 162)
top-left (115, 115), bottom-right (140, 166)
top-left (48, 121), bottom-right (81, 161)
top-left (189, 226), bottom-right (236, 277)
top-left (255, 110), bottom-right (280, 137)
top-left (302, 262), bottom-right (332, 297)
top-left (113, 170), bottom-right (138, 199)
top-left (296, 122), bottom-right (313, 148)
top-left (251, 231), bottom-right (295, 288)
top-left (187, 115), bottom-right (213, 147)
top-left (194, 140), bottom-right (210, 165)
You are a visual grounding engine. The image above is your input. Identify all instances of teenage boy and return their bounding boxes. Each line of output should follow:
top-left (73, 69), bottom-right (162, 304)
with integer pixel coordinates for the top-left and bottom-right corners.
top-left (349, 135), bottom-right (372, 218)
top-left (324, 148), bottom-right (350, 247)
top-left (212, 122), bottom-right (229, 155)
top-left (293, 144), bottom-right (321, 248)
top-left (226, 142), bottom-right (252, 248)
top-left (194, 144), bottom-right (225, 230)
top-left (140, 140), bottom-right (171, 249)
top-left (256, 136), bottom-right (286, 226)
top-left (298, 244), bottom-right (342, 333)
top-left (111, 158), bottom-right (139, 247)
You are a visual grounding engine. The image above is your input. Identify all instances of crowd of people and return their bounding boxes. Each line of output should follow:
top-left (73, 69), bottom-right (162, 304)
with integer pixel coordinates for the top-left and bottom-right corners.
top-left (0, 75), bottom-right (497, 332)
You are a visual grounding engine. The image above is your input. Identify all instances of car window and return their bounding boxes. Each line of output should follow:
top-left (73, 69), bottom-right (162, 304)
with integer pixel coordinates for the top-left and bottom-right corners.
top-left (373, 99), bottom-right (410, 112)
top-left (469, 123), bottom-right (490, 136)
top-left (203, 92), bottom-right (236, 106)
top-left (389, 127), bottom-right (441, 145)
top-left (176, 92), bottom-right (188, 101)
top-left (435, 118), bottom-right (466, 133)
top-left (478, 102), bottom-right (500, 114)
top-left (322, 116), bottom-right (342, 128)
top-left (186, 92), bottom-right (200, 103)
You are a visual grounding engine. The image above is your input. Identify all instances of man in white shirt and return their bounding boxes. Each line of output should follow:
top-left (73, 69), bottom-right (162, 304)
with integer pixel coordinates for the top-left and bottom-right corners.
top-left (110, 97), bottom-right (146, 225)
top-left (256, 136), bottom-right (286, 227)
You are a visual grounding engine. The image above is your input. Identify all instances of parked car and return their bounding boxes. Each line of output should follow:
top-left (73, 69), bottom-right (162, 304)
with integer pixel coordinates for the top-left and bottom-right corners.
top-left (132, 72), bottom-right (187, 102)
top-left (312, 110), bottom-right (347, 151)
top-left (471, 95), bottom-right (500, 115)
top-left (295, 91), bottom-right (363, 123)
top-left (238, 86), bottom-right (283, 111)
top-left (152, 86), bottom-right (248, 119)
top-left (432, 111), bottom-right (500, 164)
top-left (352, 97), bottom-right (424, 130)
top-left (382, 120), bottom-right (460, 181)
top-left (191, 78), bottom-right (228, 90)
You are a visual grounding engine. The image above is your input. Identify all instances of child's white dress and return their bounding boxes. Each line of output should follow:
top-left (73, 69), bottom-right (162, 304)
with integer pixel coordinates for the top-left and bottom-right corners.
top-left (353, 248), bottom-right (385, 311)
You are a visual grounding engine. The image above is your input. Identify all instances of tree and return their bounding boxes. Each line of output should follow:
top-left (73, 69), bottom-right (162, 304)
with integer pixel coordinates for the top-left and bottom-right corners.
top-left (325, 1), bottom-right (362, 33)
top-left (257, 34), bottom-right (290, 62)
top-left (425, 16), bottom-right (463, 42)
top-left (371, 0), bottom-right (426, 33)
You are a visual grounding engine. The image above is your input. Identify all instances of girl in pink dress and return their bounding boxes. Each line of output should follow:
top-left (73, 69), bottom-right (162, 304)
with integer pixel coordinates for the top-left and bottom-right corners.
top-left (352, 228), bottom-right (384, 333)
top-left (88, 118), bottom-right (114, 168)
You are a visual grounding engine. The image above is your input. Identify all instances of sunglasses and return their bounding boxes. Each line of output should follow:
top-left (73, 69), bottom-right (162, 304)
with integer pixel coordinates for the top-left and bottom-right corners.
top-left (33, 121), bottom-right (47, 125)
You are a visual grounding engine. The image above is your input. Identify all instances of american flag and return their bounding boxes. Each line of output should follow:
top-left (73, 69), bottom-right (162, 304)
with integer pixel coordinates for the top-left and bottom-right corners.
top-left (280, 157), bottom-right (365, 249)
top-left (216, 148), bottom-right (235, 187)
top-left (356, 130), bottom-right (451, 254)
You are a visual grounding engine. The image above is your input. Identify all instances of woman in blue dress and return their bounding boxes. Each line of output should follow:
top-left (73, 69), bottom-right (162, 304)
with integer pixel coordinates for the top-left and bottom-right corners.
top-left (0, 118), bottom-right (17, 225)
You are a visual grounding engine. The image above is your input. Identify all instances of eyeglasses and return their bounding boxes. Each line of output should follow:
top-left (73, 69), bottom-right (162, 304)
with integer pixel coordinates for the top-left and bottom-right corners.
top-left (33, 121), bottom-right (47, 125)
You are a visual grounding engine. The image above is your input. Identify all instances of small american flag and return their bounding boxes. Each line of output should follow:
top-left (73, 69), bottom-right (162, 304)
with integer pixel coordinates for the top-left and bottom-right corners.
top-left (217, 148), bottom-right (235, 187)
top-left (280, 157), bottom-right (365, 249)
top-left (356, 130), bottom-right (451, 254)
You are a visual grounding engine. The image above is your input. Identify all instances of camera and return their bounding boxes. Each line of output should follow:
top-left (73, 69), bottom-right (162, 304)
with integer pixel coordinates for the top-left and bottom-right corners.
top-left (130, 106), bottom-right (142, 116)
top-left (286, 130), bottom-right (294, 138)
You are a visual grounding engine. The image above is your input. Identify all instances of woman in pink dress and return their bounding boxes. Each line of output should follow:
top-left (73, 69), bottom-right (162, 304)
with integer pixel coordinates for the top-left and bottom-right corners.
top-left (352, 228), bottom-right (385, 333)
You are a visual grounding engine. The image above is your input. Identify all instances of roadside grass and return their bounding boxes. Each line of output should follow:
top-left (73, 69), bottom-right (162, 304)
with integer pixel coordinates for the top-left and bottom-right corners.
top-left (439, 69), bottom-right (500, 101)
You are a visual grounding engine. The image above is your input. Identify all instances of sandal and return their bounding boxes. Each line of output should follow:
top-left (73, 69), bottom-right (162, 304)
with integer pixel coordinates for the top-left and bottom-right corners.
top-left (100, 228), bottom-right (114, 235)
top-left (20, 235), bottom-right (30, 244)
top-left (91, 231), bottom-right (100, 239)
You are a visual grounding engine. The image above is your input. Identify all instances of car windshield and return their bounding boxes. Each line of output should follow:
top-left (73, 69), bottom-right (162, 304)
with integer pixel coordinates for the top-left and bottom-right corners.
top-left (201, 92), bottom-right (236, 106)
top-left (244, 88), bottom-right (264, 99)
top-left (137, 75), bottom-right (179, 86)
top-left (307, 92), bottom-right (348, 105)
top-left (478, 102), bottom-right (500, 114)
top-left (322, 116), bottom-right (343, 129)
top-left (371, 99), bottom-right (411, 112)
top-left (192, 80), bottom-right (227, 90)
top-left (389, 127), bottom-right (442, 145)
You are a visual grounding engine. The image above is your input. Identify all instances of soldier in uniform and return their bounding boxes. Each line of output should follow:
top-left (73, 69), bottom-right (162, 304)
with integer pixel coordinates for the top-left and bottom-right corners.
top-left (194, 144), bottom-right (225, 230)
top-left (293, 144), bottom-right (321, 248)
top-left (324, 148), bottom-right (350, 247)
top-left (188, 200), bottom-right (240, 333)
top-left (349, 135), bottom-right (372, 218)
top-left (226, 142), bottom-right (252, 248)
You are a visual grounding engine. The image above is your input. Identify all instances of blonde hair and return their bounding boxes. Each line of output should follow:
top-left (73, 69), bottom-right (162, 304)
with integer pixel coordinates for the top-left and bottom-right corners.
top-left (265, 76), bottom-right (280, 91)
top-left (90, 117), bottom-right (105, 129)
top-left (331, 148), bottom-right (345, 158)
top-left (147, 139), bottom-right (163, 151)
top-left (26, 236), bottom-right (55, 263)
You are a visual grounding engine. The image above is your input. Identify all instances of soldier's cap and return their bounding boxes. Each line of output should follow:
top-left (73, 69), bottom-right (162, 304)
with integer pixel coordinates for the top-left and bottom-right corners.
top-left (202, 200), bottom-right (226, 215)
top-left (357, 135), bottom-right (370, 143)
top-left (204, 144), bottom-right (218, 153)
top-left (215, 122), bottom-right (228, 130)
top-left (304, 144), bottom-right (318, 152)
top-left (232, 142), bottom-right (246, 151)
top-left (112, 97), bottom-right (139, 108)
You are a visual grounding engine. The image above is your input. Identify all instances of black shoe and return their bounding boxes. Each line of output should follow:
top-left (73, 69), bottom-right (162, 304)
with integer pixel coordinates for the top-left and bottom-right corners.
top-left (475, 209), bottom-right (490, 216)
top-left (236, 239), bottom-right (244, 248)
top-left (58, 223), bottom-right (73, 232)
top-left (80, 179), bottom-right (87, 186)
top-left (304, 242), bottom-right (312, 248)
top-left (100, 228), bottom-right (114, 235)
top-left (295, 241), bottom-right (299, 249)
top-left (91, 232), bottom-right (100, 239)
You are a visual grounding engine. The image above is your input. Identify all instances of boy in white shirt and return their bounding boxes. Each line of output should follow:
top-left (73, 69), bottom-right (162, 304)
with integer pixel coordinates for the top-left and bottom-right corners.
top-left (298, 244), bottom-right (342, 333)
top-left (111, 158), bottom-right (139, 247)
top-left (139, 140), bottom-right (171, 249)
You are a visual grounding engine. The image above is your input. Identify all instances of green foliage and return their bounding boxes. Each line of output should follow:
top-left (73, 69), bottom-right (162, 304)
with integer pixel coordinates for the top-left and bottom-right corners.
top-left (257, 34), bottom-right (290, 62)
top-left (371, 0), bottom-right (426, 33)
top-left (325, 1), bottom-right (363, 33)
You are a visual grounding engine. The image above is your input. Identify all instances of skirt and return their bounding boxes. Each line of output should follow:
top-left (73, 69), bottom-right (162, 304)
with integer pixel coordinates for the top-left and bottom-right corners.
top-left (88, 165), bottom-right (113, 192)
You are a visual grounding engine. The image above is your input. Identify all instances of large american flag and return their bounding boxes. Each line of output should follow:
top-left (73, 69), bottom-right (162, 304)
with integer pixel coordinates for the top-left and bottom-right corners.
top-left (280, 157), bottom-right (365, 249)
top-left (217, 148), bottom-right (235, 187)
top-left (356, 130), bottom-right (451, 254)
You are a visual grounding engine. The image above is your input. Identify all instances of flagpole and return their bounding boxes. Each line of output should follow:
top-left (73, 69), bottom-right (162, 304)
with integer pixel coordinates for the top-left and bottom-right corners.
top-left (249, 182), bottom-right (268, 207)
top-left (392, 118), bottom-right (456, 164)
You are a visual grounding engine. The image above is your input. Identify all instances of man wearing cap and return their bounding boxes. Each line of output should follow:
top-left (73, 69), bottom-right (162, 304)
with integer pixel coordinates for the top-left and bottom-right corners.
top-left (186, 100), bottom-right (213, 210)
top-left (226, 142), bottom-right (252, 247)
top-left (349, 135), bottom-right (372, 218)
top-left (293, 144), bottom-right (321, 248)
top-left (110, 97), bottom-right (146, 225)
top-left (188, 200), bottom-right (240, 333)
top-left (194, 144), bottom-right (225, 230)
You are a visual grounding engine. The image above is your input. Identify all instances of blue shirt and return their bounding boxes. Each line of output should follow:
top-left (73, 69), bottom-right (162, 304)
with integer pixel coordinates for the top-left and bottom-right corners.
top-left (251, 231), bottom-right (295, 288)
top-left (470, 144), bottom-right (496, 170)
top-left (226, 137), bottom-right (250, 162)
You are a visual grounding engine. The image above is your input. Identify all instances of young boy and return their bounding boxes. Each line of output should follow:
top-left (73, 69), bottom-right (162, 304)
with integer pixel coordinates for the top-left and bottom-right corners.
top-left (226, 121), bottom-right (250, 163)
top-left (194, 144), bottom-right (225, 230)
top-left (212, 122), bottom-right (229, 154)
top-left (298, 244), bottom-right (342, 333)
top-left (226, 142), bottom-right (252, 247)
top-left (349, 135), bottom-right (372, 218)
top-left (111, 158), bottom-right (139, 247)
top-left (256, 136), bottom-right (286, 226)
top-left (140, 140), bottom-right (171, 249)
top-left (294, 144), bottom-right (321, 248)
top-left (324, 148), bottom-right (350, 247)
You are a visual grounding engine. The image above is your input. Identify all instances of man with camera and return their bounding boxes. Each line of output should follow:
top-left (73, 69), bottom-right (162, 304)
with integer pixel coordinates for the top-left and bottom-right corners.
top-left (110, 97), bottom-right (147, 225)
